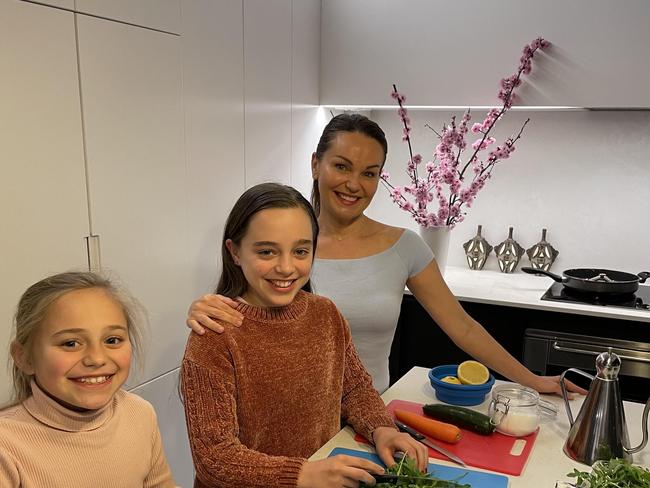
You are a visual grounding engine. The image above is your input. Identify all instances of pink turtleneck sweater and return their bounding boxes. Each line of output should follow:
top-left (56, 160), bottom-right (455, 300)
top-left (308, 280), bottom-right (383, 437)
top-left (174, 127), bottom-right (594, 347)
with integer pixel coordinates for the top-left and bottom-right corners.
top-left (181, 290), bottom-right (396, 488)
top-left (0, 381), bottom-right (177, 488)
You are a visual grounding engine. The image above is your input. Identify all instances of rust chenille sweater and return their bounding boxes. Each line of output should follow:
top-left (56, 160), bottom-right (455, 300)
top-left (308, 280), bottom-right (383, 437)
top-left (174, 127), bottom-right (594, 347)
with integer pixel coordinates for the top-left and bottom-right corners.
top-left (181, 290), bottom-right (395, 488)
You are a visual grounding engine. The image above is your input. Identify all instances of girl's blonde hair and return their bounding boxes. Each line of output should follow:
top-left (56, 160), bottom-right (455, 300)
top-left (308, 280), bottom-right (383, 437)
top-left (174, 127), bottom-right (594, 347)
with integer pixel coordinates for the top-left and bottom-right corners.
top-left (6, 271), bottom-right (146, 406)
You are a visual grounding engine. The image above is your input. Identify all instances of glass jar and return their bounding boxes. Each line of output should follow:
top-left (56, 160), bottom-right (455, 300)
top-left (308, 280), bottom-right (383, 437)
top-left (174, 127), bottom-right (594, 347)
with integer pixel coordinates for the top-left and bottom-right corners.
top-left (488, 384), bottom-right (558, 437)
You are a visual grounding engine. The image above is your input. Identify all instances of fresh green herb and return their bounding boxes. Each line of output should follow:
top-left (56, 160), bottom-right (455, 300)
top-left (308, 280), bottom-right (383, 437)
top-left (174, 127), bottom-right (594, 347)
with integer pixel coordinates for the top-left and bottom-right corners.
top-left (567, 458), bottom-right (650, 487)
top-left (365, 456), bottom-right (471, 487)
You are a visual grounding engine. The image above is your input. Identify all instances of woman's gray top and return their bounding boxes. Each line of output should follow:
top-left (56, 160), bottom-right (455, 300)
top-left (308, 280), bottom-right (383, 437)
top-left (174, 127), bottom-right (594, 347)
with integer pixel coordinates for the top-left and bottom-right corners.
top-left (311, 229), bottom-right (434, 393)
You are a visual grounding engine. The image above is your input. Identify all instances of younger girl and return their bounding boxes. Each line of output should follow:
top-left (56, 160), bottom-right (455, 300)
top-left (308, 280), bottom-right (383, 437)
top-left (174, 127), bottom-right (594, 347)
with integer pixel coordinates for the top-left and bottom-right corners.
top-left (0, 272), bottom-right (177, 487)
top-left (181, 183), bottom-right (427, 488)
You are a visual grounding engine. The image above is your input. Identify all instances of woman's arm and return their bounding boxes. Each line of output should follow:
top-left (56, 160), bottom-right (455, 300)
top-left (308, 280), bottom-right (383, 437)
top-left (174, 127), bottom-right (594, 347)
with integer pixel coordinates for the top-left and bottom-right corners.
top-left (186, 294), bottom-right (243, 334)
top-left (407, 260), bottom-right (586, 397)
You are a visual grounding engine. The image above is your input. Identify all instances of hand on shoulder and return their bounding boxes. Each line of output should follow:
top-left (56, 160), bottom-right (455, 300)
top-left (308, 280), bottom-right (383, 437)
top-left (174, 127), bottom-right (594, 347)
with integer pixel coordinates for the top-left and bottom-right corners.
top-left (186, 294), bottom-right (243, 334)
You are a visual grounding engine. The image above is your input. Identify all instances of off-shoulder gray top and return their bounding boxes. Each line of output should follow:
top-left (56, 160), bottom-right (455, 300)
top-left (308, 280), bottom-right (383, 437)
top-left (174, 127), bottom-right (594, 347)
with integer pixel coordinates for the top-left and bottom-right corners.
top-left (311, 229), bottom-right (434, 392)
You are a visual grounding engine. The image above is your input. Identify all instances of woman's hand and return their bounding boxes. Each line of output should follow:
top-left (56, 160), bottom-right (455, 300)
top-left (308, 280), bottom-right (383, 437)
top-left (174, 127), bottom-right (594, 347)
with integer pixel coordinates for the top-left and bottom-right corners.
top-left (530, 375), bottom-right (588, 399)
top-left (297, 455), bottom-right (384, 488)
top-left (186, 294), bottom-right (243, 334)
top-left (372, 426), bottom-right (429, 473)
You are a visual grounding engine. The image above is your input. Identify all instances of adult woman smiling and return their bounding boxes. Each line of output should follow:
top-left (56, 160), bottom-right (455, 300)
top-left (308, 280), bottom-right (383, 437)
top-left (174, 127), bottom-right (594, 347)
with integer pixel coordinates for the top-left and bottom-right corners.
top-left (187, 114), bottom-right (585, 397)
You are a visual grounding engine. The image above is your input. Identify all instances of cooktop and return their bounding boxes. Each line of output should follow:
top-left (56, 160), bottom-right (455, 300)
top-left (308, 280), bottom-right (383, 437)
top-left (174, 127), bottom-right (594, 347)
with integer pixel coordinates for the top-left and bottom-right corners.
top-left (541, 282), bottom-right (650, 310)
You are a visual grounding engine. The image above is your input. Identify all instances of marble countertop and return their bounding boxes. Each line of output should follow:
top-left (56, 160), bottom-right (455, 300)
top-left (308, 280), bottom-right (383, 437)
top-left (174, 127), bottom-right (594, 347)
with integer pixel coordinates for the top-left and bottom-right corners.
top-left (423, 266), bottom-right (650, 323)
top-left (310, 366), bottom-right (650, 487)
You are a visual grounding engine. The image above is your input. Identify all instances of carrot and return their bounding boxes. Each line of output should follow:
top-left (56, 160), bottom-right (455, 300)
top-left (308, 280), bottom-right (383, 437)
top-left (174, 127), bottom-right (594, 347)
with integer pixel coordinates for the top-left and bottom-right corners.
top-left (394, 409), bottom-right (462, 444)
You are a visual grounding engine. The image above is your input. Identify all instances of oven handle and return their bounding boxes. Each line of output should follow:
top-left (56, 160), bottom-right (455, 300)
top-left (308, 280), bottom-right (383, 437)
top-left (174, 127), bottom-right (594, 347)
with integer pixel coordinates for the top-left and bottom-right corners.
top-left (552, 341), bottom-right (650, 364)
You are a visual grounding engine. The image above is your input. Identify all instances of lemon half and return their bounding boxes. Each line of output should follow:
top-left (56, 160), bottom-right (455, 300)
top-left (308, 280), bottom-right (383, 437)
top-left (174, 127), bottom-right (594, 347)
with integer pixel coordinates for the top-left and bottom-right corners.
top-left (441, 375), bottom-right (461, 384)
top-left (457, 360), bottom-right (489, 385)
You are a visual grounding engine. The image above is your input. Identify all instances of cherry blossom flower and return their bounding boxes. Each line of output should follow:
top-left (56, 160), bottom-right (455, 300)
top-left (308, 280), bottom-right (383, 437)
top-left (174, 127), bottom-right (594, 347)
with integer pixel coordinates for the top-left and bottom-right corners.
top-left (380, 38), bottom-right (548, 228)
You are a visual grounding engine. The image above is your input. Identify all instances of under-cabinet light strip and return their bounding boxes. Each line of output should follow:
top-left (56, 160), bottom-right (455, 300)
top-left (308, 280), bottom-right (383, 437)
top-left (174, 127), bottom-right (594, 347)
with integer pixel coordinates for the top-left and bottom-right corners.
top-left (321, 104), bottom-right (589, 112)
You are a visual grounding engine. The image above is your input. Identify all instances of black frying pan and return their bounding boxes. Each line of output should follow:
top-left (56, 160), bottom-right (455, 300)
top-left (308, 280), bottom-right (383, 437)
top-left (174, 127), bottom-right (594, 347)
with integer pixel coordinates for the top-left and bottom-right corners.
top-left (521, 267), bottom-right (650, 295)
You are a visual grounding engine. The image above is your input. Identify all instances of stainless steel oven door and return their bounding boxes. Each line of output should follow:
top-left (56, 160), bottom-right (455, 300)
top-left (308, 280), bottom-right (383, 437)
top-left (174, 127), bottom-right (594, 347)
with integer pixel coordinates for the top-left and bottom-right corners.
top-left (523, 328), bottom-right (650, 403)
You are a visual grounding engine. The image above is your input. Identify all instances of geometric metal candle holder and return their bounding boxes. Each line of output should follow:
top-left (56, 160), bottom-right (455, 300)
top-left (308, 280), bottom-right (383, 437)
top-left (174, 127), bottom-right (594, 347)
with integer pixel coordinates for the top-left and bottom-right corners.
top-left (463, 224), bottom-right (493, 270)
top-left (526, 228), bottom-right (559, 272)
top-left (494, 226), bottom-right (525, 273)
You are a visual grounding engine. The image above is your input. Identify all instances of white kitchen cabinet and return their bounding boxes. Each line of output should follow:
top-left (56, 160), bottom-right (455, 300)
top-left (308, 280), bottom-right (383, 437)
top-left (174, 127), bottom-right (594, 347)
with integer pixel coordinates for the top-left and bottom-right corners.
top-left (290, 0), bottom-right (324, 196)
top-left (321, 0), bottom-right (650, 108)
top-left (130, 368), bottom-right (193, 488)
top-left (181, 0), bottom-right (246, 297)
top-left (74, 0), bottom-right (181, 34)
top-left (76, 15), bottom-right (191, 387)
top-left (244, 0), bottom-right (293, 185)
top-left (0, 0), bottom-right (90, 404)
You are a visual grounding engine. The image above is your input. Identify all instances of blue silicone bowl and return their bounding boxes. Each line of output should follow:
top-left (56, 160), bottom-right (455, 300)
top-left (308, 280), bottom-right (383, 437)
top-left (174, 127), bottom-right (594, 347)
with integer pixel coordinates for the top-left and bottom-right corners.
top-left (428, 364), bottom-right (495, 406)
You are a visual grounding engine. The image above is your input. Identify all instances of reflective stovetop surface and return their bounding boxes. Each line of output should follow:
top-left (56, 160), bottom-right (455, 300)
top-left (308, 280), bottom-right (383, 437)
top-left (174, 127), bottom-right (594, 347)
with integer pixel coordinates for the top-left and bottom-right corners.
top-left (541, 282), bottom-right (650, 310)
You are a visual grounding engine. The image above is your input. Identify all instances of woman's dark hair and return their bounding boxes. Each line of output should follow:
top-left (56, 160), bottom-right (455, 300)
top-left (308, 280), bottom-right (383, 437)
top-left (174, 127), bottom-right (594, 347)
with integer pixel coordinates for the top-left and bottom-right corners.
top-left (216, 183), bottom-right (319, 298)
top-left (311, 113), bottom-right (388, 215)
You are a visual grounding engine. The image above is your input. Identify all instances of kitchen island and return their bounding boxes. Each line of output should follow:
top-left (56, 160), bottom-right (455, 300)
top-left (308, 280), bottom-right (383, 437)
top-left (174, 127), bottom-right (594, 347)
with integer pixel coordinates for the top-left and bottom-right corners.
top-left (310, 366), bottom-right (650, 486)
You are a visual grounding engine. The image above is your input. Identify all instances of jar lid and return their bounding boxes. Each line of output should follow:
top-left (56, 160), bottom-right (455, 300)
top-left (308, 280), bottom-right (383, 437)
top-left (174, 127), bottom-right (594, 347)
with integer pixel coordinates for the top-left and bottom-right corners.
top-left (491, 383), bottom-right (558, 416)
top-left (491, 384), bottom-right (539, 407)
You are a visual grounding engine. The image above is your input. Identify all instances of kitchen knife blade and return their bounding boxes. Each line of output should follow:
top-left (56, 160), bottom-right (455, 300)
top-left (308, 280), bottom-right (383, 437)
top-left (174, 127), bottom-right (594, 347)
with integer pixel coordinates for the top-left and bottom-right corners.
top-left (395, 420), bottom-right (467, 467)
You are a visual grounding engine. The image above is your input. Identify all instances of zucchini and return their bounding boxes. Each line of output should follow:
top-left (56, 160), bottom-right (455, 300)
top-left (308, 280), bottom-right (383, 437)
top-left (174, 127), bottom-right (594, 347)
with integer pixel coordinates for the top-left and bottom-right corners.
top-left (422, 404), bottom-right (495, 435)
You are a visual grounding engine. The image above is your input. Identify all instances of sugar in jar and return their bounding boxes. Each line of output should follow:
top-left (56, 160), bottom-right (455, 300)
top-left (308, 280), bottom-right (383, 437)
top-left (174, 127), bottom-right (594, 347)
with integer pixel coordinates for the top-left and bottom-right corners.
top-left (488, 384), bottom-right (557, 437)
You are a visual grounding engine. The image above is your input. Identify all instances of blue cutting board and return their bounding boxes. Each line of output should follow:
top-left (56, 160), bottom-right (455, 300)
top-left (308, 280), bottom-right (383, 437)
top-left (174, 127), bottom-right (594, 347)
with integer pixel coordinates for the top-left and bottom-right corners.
top-left (328, 447), bottom-right (509, 487)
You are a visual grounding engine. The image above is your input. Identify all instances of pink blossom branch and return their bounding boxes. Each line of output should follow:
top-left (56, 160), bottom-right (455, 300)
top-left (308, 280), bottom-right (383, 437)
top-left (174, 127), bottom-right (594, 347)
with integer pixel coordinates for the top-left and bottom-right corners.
top-left (392, 84), bottom-right (419, 183)
top-left (386, 37), bottom-right (549, 229)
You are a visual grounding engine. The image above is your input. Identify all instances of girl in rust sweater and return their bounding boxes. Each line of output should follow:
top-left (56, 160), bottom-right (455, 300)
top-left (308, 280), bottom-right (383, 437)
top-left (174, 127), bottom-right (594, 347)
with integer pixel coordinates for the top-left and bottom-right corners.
top-left (181, 183), bottom-right (427, 488)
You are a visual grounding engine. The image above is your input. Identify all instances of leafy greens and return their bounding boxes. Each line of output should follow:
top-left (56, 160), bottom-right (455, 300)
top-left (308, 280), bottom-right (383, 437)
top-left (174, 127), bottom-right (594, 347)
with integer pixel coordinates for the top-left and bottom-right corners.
top-left (567, 458), bottom-right (650, 488)
top-left (368, 456), bottom-right (471, 488)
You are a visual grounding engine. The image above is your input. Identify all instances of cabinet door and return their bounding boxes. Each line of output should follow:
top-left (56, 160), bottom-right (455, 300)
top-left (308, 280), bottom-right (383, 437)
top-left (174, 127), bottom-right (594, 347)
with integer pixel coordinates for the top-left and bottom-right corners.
top-left (321, 0), bottom-right (650, 108)
top-left (76, 16), bottom-right (190, 387)
top-left (0, 1), bottom-right (89, 403)
top-left (244, 0), bottom-right (292, 185)
top-left (75, 0), bottom-right (181, 34)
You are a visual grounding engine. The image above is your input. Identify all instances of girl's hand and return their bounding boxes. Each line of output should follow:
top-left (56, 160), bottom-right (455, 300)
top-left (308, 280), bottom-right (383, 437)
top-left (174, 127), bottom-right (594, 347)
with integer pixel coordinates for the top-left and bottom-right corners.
top-left (186, 294), bottom-right (243, 334)
top-left (372, 426), bottom-right (429, 473)
top-left (531, 375), bottom-right (588, 399)
top-left (297, 455), bottom-right (384, 488)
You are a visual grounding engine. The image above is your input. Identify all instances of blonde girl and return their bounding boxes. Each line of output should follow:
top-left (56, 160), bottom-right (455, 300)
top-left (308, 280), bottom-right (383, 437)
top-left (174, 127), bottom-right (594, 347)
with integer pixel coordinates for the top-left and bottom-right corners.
top-left (0, 271), bottom-right (177, 488)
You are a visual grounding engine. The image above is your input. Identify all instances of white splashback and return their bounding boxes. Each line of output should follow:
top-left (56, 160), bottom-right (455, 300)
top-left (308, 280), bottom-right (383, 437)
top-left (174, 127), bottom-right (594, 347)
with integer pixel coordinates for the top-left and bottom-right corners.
top-left (363, 109), bottom-right (650, 273)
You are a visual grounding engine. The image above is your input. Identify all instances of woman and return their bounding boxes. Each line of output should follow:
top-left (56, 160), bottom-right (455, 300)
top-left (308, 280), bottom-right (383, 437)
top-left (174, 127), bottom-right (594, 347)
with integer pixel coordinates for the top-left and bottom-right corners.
top-left (187, 114), bottom-right (585, 397)
top-left (181, 183), bottom-right (427, 488)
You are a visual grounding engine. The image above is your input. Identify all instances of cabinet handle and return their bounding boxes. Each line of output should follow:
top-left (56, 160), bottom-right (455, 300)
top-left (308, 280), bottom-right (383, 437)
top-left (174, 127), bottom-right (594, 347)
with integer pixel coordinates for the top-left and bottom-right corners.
top-left (85, 234), bottom-right (101, 272)
top-left (552, 341), bottom-right (650, 364)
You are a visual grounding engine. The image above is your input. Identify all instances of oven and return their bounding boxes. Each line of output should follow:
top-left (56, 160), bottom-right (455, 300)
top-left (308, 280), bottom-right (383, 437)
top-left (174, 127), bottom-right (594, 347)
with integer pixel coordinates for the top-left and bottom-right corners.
top-left (523, 328), bottom-right (650, 403)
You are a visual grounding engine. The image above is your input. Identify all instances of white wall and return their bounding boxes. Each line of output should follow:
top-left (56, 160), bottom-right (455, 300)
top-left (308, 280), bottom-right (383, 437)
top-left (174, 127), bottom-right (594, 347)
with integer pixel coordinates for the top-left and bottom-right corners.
top-left (355, 108), bottom-right (650, 273)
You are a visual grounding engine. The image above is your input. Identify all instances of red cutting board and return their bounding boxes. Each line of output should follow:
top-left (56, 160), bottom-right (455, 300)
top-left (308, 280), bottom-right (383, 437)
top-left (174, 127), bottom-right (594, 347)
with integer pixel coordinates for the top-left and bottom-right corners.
top-left (355, 399), bottom-right (538, 476)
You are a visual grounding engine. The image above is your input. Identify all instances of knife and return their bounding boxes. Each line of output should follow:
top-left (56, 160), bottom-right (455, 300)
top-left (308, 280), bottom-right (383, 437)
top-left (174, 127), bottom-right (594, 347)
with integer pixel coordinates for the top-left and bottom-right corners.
top-left (395, 420), bottom-right (467, 467)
